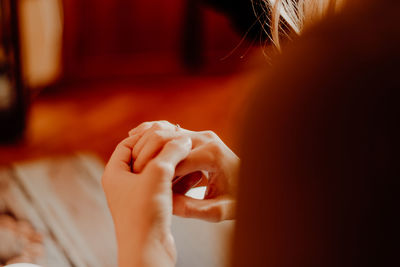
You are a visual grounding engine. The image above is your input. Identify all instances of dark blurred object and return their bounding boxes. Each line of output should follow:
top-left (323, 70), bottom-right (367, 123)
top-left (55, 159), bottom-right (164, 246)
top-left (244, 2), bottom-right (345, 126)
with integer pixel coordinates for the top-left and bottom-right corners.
top-left (57, 0), bottom-right (243, 86)
top-left (202, 0), bottom-right (270, 40)
top-left (202, 0), bottom-right (294, 44)
top-left (0, 0), bottom-right (26, 143)
top-left (181, 0), bottom-right (205, 71)
top-left (234, 1), bottom-right (399, 267)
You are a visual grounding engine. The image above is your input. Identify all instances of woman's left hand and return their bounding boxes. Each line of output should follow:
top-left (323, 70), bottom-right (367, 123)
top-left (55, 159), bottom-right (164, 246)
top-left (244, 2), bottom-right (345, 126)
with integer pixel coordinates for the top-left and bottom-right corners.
top-left (102, 135), bottom-right (192, 267)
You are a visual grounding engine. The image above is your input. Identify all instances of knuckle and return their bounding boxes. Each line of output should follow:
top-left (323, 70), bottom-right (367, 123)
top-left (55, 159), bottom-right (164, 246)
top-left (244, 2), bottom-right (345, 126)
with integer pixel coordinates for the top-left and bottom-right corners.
top-left (139, 121), bottom-right (152, 129)
top-left (206, 141), bottom-right (223, 156)
top-left (150, 121), bottom-right (162, 130)
top-left (158, 120), bottom-right (172, 126)
top-left (151, 123), bottom-right (162, 130)
top-left (152, 120), bottom-right (171, 130)
top-left (208, 205), bottom-right (223, 222)
top-left (181, 200), bottom-right (192, 218)
top-left (201, 130), bottom-right (218, 140)
top-left (201, 142), bottom-right (223, 168)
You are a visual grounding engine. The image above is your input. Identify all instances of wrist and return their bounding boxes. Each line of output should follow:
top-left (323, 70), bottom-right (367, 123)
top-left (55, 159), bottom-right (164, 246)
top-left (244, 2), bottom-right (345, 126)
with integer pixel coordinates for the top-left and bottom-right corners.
top-left (142, 232), bottom-right (176, 267)
top-left (115, 218), bottom-right (175, 267)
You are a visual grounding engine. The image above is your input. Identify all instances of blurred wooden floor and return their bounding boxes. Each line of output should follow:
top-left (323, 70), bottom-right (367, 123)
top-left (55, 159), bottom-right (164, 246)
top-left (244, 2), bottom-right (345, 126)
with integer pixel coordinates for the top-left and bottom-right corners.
top-left (0, 72), bottom-right (257, 165)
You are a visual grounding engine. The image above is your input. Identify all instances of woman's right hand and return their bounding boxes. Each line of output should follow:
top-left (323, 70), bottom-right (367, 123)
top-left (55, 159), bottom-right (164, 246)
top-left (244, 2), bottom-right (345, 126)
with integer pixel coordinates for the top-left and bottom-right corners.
top-left (129, 121), bottom-right (239, 222)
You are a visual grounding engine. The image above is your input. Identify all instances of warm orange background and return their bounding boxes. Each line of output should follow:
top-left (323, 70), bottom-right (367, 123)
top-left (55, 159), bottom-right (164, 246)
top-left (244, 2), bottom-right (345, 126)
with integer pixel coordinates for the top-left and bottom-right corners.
top-left (1, 0), bottom-right (262, 165)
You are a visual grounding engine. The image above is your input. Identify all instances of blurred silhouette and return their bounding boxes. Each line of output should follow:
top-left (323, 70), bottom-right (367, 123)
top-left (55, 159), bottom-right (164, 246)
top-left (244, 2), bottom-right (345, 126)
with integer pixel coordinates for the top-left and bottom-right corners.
top-left (233, 1), bottom-right (399, 266)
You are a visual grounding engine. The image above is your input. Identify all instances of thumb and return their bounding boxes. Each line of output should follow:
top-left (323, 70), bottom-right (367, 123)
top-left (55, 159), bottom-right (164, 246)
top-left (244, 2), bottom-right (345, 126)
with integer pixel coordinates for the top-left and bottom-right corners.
top-left (172, 194), bottom-right (235, 222)
top-left (145, 136), bottom-right (192, 180)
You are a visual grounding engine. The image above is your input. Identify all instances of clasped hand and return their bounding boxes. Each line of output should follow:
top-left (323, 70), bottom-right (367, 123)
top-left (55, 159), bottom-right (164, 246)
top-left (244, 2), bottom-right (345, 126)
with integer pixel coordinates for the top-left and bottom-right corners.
top-left (102, 121), bottom-right (239, 267)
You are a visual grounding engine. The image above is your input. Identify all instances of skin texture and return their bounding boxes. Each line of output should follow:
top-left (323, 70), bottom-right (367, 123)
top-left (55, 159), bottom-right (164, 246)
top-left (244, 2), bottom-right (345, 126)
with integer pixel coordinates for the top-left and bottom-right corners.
top-left (102, 135), bottom-right (192, 267)
top-left (102, 121), bottom-right (239, 267)
top-left (128, 121), bottom-right (239, 222)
